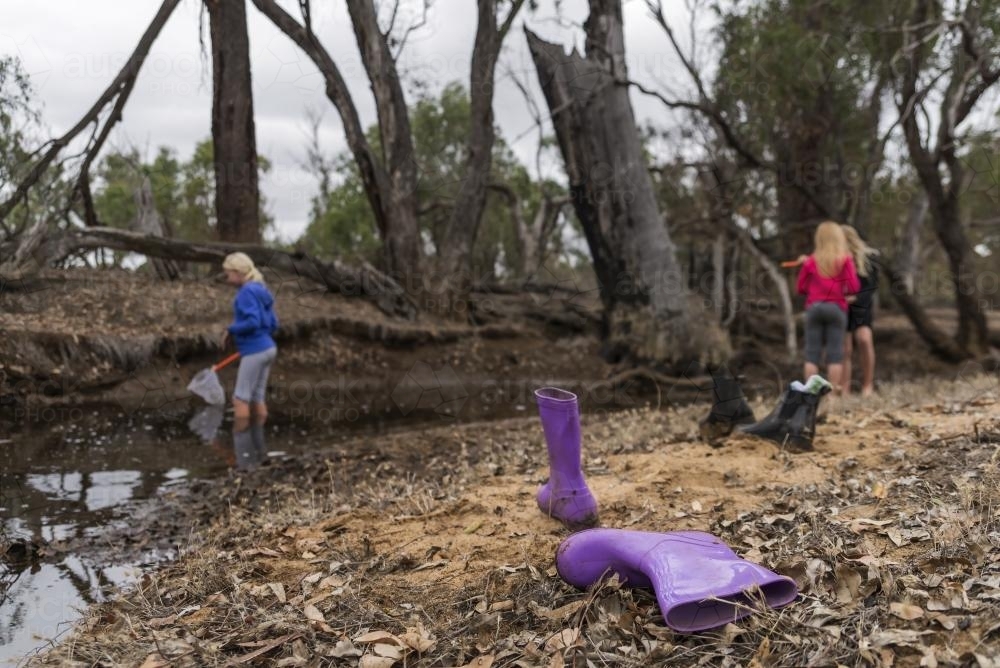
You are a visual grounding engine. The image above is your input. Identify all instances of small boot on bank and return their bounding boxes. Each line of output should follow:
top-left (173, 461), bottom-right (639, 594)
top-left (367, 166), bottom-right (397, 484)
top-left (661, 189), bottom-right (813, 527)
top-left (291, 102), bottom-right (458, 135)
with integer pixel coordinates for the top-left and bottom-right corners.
top-left (535, 387), bottom-right (599, 529)
top-left (556, 528), bottom-right (798, 632)
top-left (698, 366), bottom-right (756, 444)
top-left (737, 383), bottom-right (829, 452)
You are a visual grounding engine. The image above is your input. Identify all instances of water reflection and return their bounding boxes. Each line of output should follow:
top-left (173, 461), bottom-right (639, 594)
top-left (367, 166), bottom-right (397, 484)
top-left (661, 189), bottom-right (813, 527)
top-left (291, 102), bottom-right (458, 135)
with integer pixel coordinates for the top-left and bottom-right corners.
top-left (187, 405), bottom-right (224, 444)
top-left (233, 424), bottom-right (268, 471)
top-left (0, 403), bottom-right (375, 664)
top-left (188, 405), bottom-right (271, 471)
top-left (0, 413), bottom-right (228, 664)
top-left (0, 556), bottom-right (133, 662)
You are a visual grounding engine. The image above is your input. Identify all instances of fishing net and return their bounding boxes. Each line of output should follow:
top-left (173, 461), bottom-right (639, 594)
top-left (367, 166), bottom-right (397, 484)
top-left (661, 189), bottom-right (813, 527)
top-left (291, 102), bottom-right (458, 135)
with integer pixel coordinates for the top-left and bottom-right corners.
top-left (187, 368), bottom-right (226, 405)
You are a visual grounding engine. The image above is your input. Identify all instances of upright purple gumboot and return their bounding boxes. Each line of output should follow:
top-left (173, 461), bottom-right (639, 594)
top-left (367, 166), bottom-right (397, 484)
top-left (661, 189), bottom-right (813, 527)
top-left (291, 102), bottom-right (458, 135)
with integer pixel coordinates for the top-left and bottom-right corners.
top-left (556, 528), bottom-right (797, 632)
top-left (535, 387), bottom-right (599, 529)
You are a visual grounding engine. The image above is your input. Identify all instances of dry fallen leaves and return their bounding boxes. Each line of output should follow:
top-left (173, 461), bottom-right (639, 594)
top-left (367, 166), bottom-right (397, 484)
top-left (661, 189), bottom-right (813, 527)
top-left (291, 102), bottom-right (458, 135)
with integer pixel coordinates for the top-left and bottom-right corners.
top-left (456, 656), bottom-right (495, 668)
top-left (355, 630), bottom-right (403, 645)
top-left (138, 654), bottom-right (170, 668)
top-left (359, 656), bottom-right (396, 668)
top-left (268, 582), bottom-right (286, 603)
top-left (890, 601), bottom-right (925, 620)
top-left (544, 628), bottom-right (581, 653)
top-left (302, 604), bottom-right (325, 623)
top-left (530, 600), bottom-right (585, 621)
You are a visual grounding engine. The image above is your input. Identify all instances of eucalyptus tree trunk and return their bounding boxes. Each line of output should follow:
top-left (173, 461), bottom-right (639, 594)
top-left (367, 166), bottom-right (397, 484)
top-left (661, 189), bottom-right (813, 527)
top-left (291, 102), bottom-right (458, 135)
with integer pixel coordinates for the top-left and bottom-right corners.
top-left (205, 0), bottom-right (261, 243)
top-left (526, 0), bottom-right (729, 370)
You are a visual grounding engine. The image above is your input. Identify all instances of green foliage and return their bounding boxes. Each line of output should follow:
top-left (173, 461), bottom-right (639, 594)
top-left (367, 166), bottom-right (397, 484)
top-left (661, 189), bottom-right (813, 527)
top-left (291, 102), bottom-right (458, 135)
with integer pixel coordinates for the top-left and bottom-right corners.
top-left (299, 82), bottom-right (555, 279)
top-left (297, 154), bottom-right (381, 263)
top-left (0, 55), bottom-right (48, 235)
top-left (959, 132), bottom-right (1000, 257)
top-left (712, 0), bottom-right (899, 218)
top-left (0, 55), bottom-right (37, 179)
top-left (92, 140), bottom-right (273, 244)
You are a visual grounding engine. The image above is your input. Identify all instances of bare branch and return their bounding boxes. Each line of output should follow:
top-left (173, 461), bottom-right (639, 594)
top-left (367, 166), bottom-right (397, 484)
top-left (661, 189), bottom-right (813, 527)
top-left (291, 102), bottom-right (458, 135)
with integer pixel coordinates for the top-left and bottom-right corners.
top-left (0, 0), bottom-right (182, 225)
top-left (299, 0), bottom-right (313, 34)
top-left (390, 0), bottom-right (431, 60)
top-left (499, 0), bottom-right (527, 40)
top-left (643, 0), bottom-right (711, 103)
top-left (252, 0), bottom-right (391, 236)
top-left (385, 0), bottom-right (400, 38)
top-left (627, 78), bottom-right (768, 172)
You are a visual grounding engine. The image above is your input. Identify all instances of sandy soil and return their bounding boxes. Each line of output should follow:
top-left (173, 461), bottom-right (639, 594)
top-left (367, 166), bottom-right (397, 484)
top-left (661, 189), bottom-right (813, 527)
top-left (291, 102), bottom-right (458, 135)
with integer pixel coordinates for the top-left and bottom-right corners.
top-left (22, 373), bottom-right (1000, 668)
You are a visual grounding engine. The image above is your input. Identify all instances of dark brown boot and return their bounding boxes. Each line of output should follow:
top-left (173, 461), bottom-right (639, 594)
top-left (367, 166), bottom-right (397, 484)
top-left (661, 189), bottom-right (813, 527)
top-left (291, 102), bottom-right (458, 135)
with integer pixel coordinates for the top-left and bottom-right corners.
top-left (698, 366), bottom-right (756, 445)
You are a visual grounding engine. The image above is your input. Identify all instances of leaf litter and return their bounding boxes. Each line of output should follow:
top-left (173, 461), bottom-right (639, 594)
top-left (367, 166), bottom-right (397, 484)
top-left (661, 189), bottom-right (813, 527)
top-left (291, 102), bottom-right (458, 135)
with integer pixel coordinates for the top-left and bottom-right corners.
top-left (25, 376), bottom-right (1000, 667)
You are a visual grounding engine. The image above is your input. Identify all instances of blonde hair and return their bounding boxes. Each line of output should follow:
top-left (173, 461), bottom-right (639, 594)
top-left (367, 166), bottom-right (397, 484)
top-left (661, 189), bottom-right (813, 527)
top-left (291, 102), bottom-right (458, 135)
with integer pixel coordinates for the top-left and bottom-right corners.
top-left (841, 225), bottom-right (878, 278)
top-left (812, 221), bottom-right (849, 278)
top-left (222, 252), bottom-right (264, 284)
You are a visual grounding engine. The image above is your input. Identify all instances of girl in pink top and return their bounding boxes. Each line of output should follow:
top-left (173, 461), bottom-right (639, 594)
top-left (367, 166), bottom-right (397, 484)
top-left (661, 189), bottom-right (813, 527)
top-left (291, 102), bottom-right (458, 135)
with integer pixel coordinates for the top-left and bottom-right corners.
top-left (795, 222), bottom-right (860, 396)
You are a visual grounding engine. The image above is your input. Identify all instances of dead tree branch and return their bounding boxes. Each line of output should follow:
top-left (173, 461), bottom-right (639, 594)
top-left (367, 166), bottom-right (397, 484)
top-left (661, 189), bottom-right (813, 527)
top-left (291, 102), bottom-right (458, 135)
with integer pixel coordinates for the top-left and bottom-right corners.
top-left (0, 0), bottom-right (182, 226)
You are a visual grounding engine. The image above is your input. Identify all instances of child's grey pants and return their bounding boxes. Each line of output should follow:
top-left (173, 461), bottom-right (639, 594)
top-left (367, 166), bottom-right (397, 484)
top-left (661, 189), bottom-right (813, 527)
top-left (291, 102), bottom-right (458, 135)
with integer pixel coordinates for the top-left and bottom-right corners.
top-left (804, 303), bottom-right (847, 365)
top-left (234, 347), bottom-right (277, 403)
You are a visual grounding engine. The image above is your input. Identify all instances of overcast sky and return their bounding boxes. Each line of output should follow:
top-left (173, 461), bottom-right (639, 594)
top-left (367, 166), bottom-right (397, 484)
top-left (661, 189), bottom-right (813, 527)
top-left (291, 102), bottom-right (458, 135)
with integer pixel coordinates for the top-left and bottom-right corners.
top-left (1, 0), bottom-right (705, 242)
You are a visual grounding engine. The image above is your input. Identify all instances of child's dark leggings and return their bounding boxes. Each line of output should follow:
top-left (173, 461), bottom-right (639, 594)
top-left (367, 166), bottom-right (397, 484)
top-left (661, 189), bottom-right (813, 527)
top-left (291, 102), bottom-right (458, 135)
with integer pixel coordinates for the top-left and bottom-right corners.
top-left (804, 302), bottom-right (847, 365)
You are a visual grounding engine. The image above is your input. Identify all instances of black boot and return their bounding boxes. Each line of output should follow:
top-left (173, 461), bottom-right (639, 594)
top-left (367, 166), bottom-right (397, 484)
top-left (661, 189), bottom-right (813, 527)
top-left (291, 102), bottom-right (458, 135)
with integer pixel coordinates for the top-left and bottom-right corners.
top-left (737, 384), bottom-right (828, 452)
top-left (698, 366), bottom-right (756, 444)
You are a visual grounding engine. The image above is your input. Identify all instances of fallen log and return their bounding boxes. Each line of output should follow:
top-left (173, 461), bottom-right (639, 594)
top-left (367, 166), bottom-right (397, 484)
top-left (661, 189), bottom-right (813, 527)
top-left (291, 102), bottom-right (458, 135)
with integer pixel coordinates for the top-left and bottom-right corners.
top-left (19, 227), bottom-right (417, 319)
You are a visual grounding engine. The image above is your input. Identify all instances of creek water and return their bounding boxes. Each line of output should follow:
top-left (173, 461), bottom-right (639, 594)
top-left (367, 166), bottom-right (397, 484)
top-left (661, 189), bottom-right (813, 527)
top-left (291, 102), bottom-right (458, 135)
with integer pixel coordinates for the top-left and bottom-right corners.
top-left (0, 380), bottom-right (661, 665)
top-left (0, 404), bottom-right (355, 666)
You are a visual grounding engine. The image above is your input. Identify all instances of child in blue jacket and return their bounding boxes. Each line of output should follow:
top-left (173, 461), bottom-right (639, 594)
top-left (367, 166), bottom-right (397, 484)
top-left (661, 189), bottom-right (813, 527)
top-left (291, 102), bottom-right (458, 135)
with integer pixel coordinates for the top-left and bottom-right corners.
top-left (221, 253), bottom-right (278, 426)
